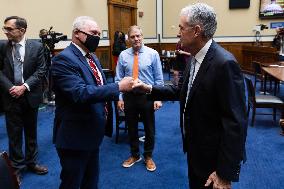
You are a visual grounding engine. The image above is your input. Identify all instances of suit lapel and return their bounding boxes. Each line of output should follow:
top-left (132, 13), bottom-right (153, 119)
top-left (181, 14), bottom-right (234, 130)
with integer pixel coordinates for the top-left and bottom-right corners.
top-left (23, 40), bottom-right (32, 76)
top-left (71, 44), bottom-right (106, 85)
top-left (186, 41), bottom-right (216, 102)
top-left (92, 54), bottom-right (107, 84)
top-left (180, 57), bottom-right (193, 107)
top-left (6, 42), bottom-right (14, 70)
top-left (71, 44), bottom-right (95, 80)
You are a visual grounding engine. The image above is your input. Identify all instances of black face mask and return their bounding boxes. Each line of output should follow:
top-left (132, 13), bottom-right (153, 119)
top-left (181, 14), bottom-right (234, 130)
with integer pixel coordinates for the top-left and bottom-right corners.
top-left (78, 30), bottom-right (100, 52)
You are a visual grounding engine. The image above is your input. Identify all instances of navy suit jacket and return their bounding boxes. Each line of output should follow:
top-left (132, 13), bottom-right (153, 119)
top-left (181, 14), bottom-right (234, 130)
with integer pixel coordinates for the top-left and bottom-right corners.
top-left (0, 39), bottom-right (47, 110)
top-left (51, 43), bottom-right (119, 151)
top-left (150, 41), bottom-right (247, 182)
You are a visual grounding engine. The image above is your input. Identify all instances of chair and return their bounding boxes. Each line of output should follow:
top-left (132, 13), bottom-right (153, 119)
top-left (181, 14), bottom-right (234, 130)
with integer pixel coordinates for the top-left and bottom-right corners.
top-left (252, 61), bottom-right (278, 93)
top-left (0, 152), bottom-right (20, 189)
top-left (114, 101), bottom-right (144, 143)
top-left (245, 76), bottom-right (284, 126)
top-left (252, 61), bottom-right (264, 89)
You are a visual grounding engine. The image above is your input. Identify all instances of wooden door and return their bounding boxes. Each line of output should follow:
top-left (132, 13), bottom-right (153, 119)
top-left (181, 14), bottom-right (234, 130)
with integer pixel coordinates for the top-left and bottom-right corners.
top-left (108, 0), bottom-right (138, 70)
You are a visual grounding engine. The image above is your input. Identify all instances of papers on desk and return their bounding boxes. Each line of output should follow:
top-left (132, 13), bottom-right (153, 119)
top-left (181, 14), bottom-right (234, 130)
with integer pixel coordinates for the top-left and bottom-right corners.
top-left (268, 64), bottom-right (284, 68)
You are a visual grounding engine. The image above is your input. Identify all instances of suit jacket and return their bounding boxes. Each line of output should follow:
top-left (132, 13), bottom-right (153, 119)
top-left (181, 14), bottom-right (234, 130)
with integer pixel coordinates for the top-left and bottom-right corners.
top-left (150, 41), bottom-right (247, 182)
top-left (51, 43), bottom-right (119, 151)
top-left (0, 39), bottom-right (47, 110)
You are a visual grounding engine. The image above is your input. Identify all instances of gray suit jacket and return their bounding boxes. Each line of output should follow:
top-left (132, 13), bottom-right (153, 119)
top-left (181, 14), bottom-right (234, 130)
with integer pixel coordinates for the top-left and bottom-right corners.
top-left (0, 39), bottom-right (47, 110)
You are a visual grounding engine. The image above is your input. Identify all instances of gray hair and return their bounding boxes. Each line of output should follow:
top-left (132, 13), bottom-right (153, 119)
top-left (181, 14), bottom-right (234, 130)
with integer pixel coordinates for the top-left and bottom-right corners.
top-left (72, 16), bottom-right (96, 31)
top-left (180, 3), bottom-right (217, 39)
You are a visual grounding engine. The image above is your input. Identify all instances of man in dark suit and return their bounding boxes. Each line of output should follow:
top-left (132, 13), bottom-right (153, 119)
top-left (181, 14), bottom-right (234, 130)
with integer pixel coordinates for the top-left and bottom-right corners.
top-left (134, 3), bottom-right (247, 189)
top-left (0, 16), bottom-right (48, 179)
top-left (51, 16), bottom-right (133, 189)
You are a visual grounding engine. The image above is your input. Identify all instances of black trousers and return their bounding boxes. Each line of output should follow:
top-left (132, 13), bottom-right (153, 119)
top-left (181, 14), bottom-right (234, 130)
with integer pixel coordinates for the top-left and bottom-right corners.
top-left (5, 97), bottom-right (38, 173)
top-left (56, 148), bottom-right (99, 189)
top-left (124, 93), bottom-right (155, 158)
top-left (187, 153), bottom-right (213, 189)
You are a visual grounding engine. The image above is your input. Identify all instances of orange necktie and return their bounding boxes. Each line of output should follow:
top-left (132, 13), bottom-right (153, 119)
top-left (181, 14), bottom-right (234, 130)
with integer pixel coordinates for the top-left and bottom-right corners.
top-left (133, 52), bottom-right (139, 80)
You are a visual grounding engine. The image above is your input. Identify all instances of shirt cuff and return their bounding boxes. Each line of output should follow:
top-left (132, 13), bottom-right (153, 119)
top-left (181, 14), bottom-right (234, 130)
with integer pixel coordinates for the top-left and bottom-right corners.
top-left (23, 83), bottom-right (30, 91)
top-left (119, 93), bottom-right (123, 101)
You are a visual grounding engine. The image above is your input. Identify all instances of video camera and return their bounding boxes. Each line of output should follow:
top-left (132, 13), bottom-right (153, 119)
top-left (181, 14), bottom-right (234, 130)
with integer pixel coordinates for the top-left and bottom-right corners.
top-left (259, 24), bottom-right (268, 31)
top-left (39, 26), bottom-right (67, 52)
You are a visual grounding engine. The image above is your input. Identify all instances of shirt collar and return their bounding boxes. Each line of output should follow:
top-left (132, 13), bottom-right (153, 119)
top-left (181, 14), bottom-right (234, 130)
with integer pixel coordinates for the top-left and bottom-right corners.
top-left (131, 44), bottom-right (145, 54)
top-left (12, 36), bottom-right (26, 47)
top-left (72, 42), bottom-right (87, 57)
top-left (194, 39), bottom-right (212, 65)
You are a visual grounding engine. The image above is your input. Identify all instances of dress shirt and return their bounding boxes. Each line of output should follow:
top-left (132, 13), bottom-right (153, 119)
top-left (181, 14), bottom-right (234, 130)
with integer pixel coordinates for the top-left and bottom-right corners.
top-left (191, 39), bottom-right (213, 82)
top-left (12, 37), bottom-right (30, 90)
top-left (115, 45), bottom-right (164, 100)
top-left (72, 42), bottom-right (104, 84)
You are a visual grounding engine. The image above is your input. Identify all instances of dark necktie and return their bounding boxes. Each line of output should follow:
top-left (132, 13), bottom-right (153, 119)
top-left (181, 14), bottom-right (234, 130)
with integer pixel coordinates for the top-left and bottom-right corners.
top-left (86, 53), bottom-right (103, 85)
top-left (13, 43), bottom-right (23, 85)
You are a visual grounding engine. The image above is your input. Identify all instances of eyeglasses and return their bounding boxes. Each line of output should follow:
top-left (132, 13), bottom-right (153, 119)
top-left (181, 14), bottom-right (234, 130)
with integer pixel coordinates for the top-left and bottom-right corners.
top-left (78, 30), bottom-right (101, 37)
top-left (2, 27), bottom-right (20, 33)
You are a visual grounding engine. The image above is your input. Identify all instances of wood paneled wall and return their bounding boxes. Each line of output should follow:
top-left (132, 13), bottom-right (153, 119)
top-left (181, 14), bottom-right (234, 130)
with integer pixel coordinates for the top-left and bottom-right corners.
top-left (54, 41), bottom-right (278, 73)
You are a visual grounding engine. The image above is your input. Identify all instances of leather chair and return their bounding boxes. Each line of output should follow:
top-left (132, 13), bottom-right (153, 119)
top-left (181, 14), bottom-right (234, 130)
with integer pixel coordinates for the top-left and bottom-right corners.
top-left (114, 101), bottom-right (144, 143)
top-left (0, 152), bottom-right (20, 189)
top-left (245, 76), bottom-right (284, 126)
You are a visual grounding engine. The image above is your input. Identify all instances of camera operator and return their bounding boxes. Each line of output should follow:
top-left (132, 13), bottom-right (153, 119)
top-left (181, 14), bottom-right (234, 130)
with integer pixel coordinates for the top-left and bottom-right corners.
top-left (39, 27), bottom-right (67, 103)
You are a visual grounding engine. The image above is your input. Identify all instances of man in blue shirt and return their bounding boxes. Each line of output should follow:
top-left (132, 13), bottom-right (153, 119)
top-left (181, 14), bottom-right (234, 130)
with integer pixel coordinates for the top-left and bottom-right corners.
top-left (115, 25), bottom-right (164, 172)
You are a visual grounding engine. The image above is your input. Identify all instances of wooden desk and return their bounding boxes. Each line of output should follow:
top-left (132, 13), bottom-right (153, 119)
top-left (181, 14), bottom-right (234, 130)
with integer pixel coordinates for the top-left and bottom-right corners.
top-left (259, 61), bottom-right (284, 67)
top-left (262, 66), bottom-right (284, 95)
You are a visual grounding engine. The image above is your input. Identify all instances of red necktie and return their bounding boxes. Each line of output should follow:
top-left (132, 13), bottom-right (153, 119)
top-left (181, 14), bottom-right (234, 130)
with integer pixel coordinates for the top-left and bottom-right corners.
top-left (86, 53), bottom-right (102, 85)
top-left (86, 53), bottom-right (108, 118)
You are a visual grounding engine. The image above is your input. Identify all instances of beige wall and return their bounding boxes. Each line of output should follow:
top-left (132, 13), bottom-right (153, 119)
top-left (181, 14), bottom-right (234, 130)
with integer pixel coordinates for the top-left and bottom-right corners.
top-left (0, 0), bottom-right (280, 41)
top-left (163, 0), bottom-right (277, 38)
top-left (0, 0), bottom-right (108, 40)
top-left (137, 0), bottom-right (157, 39)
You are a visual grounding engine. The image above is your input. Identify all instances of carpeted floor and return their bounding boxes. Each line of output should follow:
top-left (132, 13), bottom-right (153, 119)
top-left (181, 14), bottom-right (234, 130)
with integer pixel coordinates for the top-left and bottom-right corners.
top-left (0, 77), bottom-right (284, 189)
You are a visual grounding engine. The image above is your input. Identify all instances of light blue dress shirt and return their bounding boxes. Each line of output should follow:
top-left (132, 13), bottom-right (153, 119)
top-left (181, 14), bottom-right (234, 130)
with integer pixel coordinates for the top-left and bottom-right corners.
top-left (115, 45), bottom-right (164, 100)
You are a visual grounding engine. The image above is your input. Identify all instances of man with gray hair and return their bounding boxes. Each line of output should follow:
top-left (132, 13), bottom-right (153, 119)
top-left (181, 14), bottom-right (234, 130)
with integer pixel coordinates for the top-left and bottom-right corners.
top-left (51, 16), bottom-right (133, 189)
top-left (133, 3), bottom-right (247, 189)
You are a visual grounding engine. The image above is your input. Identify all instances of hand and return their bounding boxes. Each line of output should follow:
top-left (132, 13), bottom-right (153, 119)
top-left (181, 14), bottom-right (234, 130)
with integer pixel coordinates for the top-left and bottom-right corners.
top-left (117, 100), bottom-right (124, 112)
top-left (154, 101), bottom-right (162, 111)
top-left (9, 85), bottom-right (26, 98)
top-left (132, 79), bottom-right (151, 93)
top-left (118, 77), bottom-right (134, 92)
top-left (205, 171), bottom-right (231, 189)
top-left (175, 50), bottom-right (181, 55)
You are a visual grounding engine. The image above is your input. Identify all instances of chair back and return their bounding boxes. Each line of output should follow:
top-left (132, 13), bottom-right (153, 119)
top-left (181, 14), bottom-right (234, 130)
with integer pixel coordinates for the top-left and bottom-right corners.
top-left (252, 61), bottom-right (262, 75)
top-left (0, 152), bottom-right (19, 189)
top-left (252, 61), bottom-right (263, 87)
top-left (244, 76), bottom-right (256, 105)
